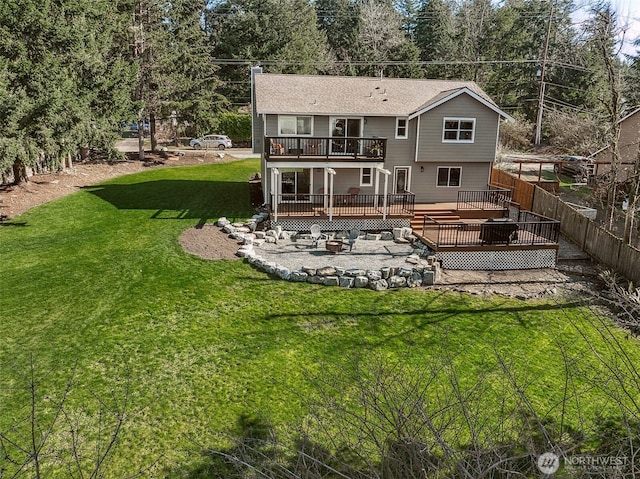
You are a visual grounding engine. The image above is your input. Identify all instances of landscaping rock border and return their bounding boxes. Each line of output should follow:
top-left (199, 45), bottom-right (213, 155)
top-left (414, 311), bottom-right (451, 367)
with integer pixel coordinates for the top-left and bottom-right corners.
top-left (216, 216), bottom-right (442, 290)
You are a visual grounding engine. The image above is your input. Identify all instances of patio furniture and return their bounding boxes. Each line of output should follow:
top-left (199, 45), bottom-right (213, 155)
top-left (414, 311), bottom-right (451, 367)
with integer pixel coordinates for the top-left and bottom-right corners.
top-left (326, 240), bottom-right (344, 253)
top-left (270, 139), bottom-right (284, 155)
top-left (480, 217), bottom-right (519, 245)
top-left (346, 187), bottom-right (360, 205)
top-left (310, 224), bottom-right (327, 248)
top-left (347, 228), bottom-right (360, 251)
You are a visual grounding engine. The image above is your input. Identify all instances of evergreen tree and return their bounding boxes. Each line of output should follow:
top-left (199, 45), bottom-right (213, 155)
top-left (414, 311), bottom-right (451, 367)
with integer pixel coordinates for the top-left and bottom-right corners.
top-left (414, 0), bottom-right (456, 78)
top-left (207, 0), bottom-right (333, 106)
top-left (151, 0), bottom-right (226, 141)
top-left (316, 0), bottom-right (361, 74)
top-left (0, 0), bottom-right (137, 182)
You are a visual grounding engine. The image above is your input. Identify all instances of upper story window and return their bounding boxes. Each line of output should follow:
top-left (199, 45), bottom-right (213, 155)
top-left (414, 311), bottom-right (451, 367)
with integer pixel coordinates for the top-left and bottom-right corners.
top-left (395, 118), bottom-right (408, 139)
top-left (442, 118), bottom-right (475, 143)
top-left (279, 116), bottom-right (312, 136)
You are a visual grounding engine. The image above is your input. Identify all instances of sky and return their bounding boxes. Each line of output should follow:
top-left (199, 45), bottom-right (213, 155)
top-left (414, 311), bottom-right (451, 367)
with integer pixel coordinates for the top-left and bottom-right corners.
top-left (574, 0), bottom-right (640, 58)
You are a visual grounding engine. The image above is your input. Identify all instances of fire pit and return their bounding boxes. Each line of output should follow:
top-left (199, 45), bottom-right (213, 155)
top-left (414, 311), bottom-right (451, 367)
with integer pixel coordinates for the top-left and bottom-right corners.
top-left (325, 240), bottom-right (344, 253)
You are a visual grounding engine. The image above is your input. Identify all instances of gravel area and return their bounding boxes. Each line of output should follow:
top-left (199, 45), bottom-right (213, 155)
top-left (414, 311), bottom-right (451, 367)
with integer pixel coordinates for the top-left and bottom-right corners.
top-left (253, 237), bottom-right (420, 272)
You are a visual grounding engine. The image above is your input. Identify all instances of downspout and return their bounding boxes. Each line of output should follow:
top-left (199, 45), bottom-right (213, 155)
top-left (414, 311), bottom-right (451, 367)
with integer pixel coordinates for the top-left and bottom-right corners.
top-left (414, 115), bottom-right (421, 163)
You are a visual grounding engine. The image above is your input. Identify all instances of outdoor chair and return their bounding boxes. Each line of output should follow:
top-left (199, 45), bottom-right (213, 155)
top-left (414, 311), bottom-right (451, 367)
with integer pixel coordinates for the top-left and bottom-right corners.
top-left (347, 228), bottom-right (360, 251)
top-left (346, 187), bottom-right (360, 206)
top-left (310, 224), bottom-right (327, 248)
top-left (270, 139), bottom-right (284, 155)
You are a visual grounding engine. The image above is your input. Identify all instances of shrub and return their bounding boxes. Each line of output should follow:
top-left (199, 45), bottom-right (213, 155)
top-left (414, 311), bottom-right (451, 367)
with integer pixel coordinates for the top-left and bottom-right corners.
top-left (219, 113), bottom-right (252, 145)
top-left (499, 113), bottom-right (534, 151)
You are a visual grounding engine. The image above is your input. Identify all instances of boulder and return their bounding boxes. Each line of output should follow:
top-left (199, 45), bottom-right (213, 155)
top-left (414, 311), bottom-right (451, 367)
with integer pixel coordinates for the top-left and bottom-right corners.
top-left (405, 254), bottom-right (420, 264)
top-left (276, 266), bottom-right (291, 280)
top-left (388, 276), bottom-right (407, 288)
top-left (366, 270), bottom-right (382, 281)
top-left (422, 270), bottom-right (435, 285)
top-left (323, 276), bottom-right (340, 286)
top-left (380, 231), bottom-right (394, 240)
top-left (302, 266), bottom-right (317, 276)
top-left (380, 267), bottom-right (391, 279)
top-left (317, 266), bottom-right (337, 277)
top-left (216, 217), bottom-right (230, 227)
top-left (345, 269), bottom-right (366, 277)
top-left (407, 272), bottom-right (423, 288)
top-left (339, 277), bottom-right (354, 288)
top-left (308, 275), bottom-right (324, 284)
top-left (398, 267), bottom-right (413, 278)
top-left (370, 279), bottom-right (388, 291)
top-left (354, 276), bottom-right (369, 288)
top-left (290, 271), bottom-right (308, 282)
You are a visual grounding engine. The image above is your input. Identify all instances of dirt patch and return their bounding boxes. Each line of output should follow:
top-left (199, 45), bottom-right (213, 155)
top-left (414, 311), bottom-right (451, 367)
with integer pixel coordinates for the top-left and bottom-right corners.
top-left (179, 224), bottom-right (241, 260)
top-left (0, 148), bottom-right (253, 219)
top-left (434, 263), bottom-right (601, 299)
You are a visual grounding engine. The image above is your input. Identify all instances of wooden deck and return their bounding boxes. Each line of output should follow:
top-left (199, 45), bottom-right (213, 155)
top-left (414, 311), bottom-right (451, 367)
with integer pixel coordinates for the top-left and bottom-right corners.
top-left (417, 212), bottom-right (560, 252)
top-left (272, 203), bottom-right (412, 219)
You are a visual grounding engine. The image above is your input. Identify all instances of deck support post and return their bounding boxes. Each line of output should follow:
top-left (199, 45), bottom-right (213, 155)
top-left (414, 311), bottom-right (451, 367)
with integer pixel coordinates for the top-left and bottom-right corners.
top-left (271, 168), bottom-right (280, 222)
top-left (327, 168), bottom-right (336, 222)
top-left (377, 167), bottom-right (391, 220)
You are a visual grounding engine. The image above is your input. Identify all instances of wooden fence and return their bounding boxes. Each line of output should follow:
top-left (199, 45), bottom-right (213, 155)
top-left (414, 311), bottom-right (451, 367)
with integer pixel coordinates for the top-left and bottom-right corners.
top-left (532, 187), bottom-right (640, 284)
top-left (490, 168), bottom-right (535, 211)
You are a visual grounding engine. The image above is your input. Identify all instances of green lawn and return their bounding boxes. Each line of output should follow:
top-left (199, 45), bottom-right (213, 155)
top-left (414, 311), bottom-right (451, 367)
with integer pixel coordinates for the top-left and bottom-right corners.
top-left (1, 159), bottom-right (638, 477)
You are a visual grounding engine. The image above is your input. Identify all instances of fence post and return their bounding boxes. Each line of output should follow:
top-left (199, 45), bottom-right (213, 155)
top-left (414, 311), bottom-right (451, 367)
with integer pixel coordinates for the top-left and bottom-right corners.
top-left (581, 219), bottom-right (591, 250)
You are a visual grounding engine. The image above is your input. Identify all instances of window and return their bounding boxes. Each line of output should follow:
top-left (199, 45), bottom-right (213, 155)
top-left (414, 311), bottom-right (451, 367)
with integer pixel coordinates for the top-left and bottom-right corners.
top-left (279, 116), bottom-right (312, 135)
top-left (395, 118), bottom-right (408, 139)
top-left (360, 167), bottom-right (373, 186)
top-left (437, 167), bottom-right (462, 187)
top-left (442, 118), bottom-right (475, 142)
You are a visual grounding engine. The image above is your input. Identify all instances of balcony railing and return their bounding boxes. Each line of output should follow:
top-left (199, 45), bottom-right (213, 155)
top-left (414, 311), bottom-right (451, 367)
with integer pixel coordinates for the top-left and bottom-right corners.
top-left (271, 192), bottom-right (415, 219)
top-left (422, 210), bottom-right (560, 248)
top-left (265, 136), bottom-right (386, 161)
top-left (456, 187), bottom-right (512, 210)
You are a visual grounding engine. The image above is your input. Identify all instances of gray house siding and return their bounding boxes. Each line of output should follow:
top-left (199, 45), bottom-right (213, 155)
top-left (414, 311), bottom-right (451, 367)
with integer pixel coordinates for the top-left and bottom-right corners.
top-left (260, 94), bottom-right (498, 203)
top-left (410, 162), bottom-right (490, 203)
top-left (416, 94), bottom-right (499, 164)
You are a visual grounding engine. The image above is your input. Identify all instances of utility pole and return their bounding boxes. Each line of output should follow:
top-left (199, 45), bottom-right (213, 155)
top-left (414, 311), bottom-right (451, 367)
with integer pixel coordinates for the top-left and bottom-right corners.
top-left (534, 0), bottom-right (555, 145)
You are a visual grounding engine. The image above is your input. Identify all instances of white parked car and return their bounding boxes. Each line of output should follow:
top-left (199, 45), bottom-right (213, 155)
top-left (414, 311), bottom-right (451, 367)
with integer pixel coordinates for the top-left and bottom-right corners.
top-left (189, 134), bottom-right (232, 150)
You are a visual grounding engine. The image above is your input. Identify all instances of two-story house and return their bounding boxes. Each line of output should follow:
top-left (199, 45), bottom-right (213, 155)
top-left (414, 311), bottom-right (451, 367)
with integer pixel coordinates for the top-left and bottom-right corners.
top-left (251, 69), bottom-right (513, 230)
top-left (250, 69), bottom-right (562, 270)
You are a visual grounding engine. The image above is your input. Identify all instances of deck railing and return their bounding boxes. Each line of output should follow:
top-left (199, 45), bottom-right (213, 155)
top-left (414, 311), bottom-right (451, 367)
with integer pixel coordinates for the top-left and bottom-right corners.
top-left (265, 136), bottom-right (387, 161)
top-left (273, 192), bottom-right (415, 218)
top-left (422, 212), bottom-right (560, 248)
top-left (456, 187), bottom-right (512, 211)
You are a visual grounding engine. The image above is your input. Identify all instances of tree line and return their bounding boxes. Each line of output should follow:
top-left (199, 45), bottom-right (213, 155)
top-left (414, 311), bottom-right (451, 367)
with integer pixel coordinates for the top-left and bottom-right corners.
top-left (1, 0), bottom-right (639, 182)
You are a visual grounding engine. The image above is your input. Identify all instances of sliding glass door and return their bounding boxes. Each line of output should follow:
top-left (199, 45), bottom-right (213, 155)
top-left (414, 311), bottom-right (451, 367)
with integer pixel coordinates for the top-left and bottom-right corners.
top-left (331, 118), bottom-right (362, 155)
top-left (280, 169), bottom-right (311, 202)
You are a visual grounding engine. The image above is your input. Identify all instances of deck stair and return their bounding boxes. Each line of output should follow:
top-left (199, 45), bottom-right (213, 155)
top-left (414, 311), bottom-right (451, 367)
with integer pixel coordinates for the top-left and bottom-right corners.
top-left (411, 207), bottom-right (461, 231)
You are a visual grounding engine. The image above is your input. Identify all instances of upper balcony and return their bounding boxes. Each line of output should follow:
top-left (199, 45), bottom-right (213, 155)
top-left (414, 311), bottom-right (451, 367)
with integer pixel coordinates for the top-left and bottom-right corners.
top-left (265, 136), bottom-right (386, 162)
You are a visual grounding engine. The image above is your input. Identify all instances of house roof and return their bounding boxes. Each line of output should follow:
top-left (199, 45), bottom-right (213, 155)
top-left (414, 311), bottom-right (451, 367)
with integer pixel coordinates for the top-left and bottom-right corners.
top-left (253, 73), bottom-right (513, 120)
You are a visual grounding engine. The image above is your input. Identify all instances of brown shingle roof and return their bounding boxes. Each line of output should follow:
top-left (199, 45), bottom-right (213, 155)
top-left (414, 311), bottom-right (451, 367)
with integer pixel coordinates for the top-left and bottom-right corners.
top-left (253, 73), bottom-right (499, 117)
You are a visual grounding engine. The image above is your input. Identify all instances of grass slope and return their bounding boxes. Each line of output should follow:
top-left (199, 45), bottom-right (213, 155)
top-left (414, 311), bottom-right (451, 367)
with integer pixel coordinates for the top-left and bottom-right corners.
top-left (1, 159), bottom-right (638, 477)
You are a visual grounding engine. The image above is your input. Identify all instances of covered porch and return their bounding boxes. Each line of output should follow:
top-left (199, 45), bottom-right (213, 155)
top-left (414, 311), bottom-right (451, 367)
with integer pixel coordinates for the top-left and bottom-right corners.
top-left (267, 162), bottom-right (412, 225)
